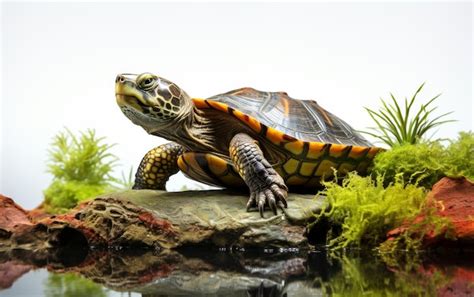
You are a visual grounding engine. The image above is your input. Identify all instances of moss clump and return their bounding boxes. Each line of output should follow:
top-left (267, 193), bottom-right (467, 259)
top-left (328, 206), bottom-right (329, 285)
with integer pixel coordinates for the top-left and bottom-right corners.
top-left (44, 129), bottom-right (120, 213)
top-left (314, 173), bottom-right (428, 249)
top-left (372, 131), bottom-right (474, 188)
top-left (372, 141), bottom-right (446, 188)
top-left (443, 131), bottom-right (474, 179)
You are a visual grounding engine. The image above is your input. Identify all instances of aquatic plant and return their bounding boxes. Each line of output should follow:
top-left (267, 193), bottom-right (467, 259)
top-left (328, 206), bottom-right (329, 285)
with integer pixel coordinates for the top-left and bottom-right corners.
top-left (44, 128), bottom-right (121, 213)
top-left (313, 172), bottom-right (428, 249)
top-left (372, 131), bottom-right (474, 188)
top-left (363, 83), bottom-right (454, 147)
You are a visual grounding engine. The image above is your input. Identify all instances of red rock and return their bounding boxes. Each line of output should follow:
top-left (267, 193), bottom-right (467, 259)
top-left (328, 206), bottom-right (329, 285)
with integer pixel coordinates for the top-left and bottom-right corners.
top-left (0, 261), bottom-right (32, 289)
top-left (0, 195), bottom-right (33, 234)
top-left (28, 202), bottom-right (50, 222)
top-left (386, 177), bottom-right (474, 248)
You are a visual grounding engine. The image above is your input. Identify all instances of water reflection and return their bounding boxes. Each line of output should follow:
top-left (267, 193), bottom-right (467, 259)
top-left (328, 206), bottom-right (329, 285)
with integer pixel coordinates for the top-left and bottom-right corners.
top-left (0, 246), bottom-right (472, 296)
top-left (45, 273), bottom-right (107, 297)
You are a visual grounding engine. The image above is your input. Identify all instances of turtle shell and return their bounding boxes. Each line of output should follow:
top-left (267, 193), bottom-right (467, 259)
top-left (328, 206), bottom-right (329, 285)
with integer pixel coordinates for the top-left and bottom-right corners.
top-left (195, 87), bottom-right (372, 146)
top-left (187, 88), bottom-right (382, 188)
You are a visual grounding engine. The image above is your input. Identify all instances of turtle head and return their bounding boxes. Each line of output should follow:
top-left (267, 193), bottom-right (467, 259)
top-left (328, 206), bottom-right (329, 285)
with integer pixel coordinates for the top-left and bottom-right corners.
top-left (115, 73), bottom-right (193, 133)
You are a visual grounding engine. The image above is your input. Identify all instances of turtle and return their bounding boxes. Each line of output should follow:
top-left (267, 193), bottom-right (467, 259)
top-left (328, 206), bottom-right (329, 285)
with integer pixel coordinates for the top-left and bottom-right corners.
top-left (115, 72), bottom-right (382, 217)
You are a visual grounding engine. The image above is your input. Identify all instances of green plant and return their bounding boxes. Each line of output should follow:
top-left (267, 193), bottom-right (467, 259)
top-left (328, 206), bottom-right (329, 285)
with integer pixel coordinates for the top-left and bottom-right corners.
top-left (444, 131), bottom-right (474, 179)
top-left (363, 83), bottom-right (454, 147)
top-left (312, 172), bottom-right (428, 250)
top-left (372, 141), bottom-right (446, 188)
top-left (372, 131), bottom-right (474, 188)
top-left (44, 128), bottom-right (121, 213)
top-left (47, 128), bottom-right (118, 185)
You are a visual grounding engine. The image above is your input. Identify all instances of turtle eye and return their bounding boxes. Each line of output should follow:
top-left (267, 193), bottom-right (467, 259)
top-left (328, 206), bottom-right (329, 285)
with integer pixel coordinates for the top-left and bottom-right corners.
top-left (139, 76), bottom-right (156, 89)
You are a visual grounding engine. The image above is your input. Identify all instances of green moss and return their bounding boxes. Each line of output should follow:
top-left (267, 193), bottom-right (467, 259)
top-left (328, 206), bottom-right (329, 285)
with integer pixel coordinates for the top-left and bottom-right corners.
top-left (372, 131), bottom-right (474, 188)
top-left (444, 131), bottom-right (474, 179)
top-left (43, 180), bottom-right (111, 213)
top-left (43, 128), bottom-right (120, 213)
top-left (372, 141), bottom-right (446, 188)
top-left (313, 173), bottom-right (428, 249)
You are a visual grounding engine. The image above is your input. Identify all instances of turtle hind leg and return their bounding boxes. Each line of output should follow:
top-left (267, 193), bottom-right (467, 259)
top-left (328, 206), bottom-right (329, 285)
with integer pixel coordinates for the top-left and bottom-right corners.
top-left (133, 142), bottom-right (183, 190)
top-left (229, 133), bottom-right (288, 218)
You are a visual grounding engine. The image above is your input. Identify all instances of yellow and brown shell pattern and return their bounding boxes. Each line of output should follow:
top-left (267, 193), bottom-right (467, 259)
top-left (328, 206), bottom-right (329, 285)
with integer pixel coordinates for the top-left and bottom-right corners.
top-left (178, 88), bottom-right (383, 189)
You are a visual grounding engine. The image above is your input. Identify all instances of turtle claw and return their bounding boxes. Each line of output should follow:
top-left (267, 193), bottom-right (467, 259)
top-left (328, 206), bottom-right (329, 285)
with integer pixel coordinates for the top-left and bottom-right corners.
top-left (247, 182), bottom-right (288, 218)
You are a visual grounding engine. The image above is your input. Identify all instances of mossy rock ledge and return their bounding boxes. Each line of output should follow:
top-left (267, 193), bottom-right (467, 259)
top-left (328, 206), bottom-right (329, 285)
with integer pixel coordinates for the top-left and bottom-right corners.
top-left (2, 190), bottom-right (324, 251)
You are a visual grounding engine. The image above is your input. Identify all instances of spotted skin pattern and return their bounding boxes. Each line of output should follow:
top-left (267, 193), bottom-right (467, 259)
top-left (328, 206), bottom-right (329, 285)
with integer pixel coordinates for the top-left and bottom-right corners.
top-left (116, 73), bottom-right (187, 122)
top-left (133, 142), bottom-right (184, 190)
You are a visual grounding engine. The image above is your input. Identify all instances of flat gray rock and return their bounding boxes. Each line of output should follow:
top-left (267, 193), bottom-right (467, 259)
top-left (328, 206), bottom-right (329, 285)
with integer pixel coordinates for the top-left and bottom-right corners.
top-left (1, 190), bottom-right (324, 251)
top-left (75, 190), bottom-right (324, 249)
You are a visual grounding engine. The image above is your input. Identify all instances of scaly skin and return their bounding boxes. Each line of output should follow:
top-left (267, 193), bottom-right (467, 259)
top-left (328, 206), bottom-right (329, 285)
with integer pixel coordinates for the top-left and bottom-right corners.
top-left (133, 142), bottom-right (183, 190)
top-left (229, 133), bottom-right (288, 217)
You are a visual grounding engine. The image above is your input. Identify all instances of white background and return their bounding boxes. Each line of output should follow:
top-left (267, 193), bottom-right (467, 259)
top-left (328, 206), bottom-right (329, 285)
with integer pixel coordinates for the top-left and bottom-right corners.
top-left (1, 1), bottom-right (472, 209)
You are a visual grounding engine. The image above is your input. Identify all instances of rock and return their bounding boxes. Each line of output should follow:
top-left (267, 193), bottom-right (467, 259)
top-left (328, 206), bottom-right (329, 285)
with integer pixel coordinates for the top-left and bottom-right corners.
top-left (0, 195), bottom-right (32, 235)
top-left (386, 177), bottom-right (474, 248)
top-left (0, 261), bottom-right (32, 289)
top-left (0, 190), bottom-right (323, 251)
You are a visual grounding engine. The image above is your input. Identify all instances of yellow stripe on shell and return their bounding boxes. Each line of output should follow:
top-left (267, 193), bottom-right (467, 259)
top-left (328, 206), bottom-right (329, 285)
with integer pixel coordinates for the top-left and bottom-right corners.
top-left (207, 100), bottom-right (229, 113)
top-left (315, 160), bottom-right (337, 177)
top-left (266, 127), bottom-right (286, 145)
top-left (231, 108), bottom-right (262, 133)
top-left (191, 98), bottom-right (209, 109)
top-left (367, 147), bottom-right (382, 158)
top-left (283, 158), bottom-right (300, 175)
top-left (348, 146), bottom-right (370, 160)
top-left (307, 142), bottom-right (326, 159)
top-left (193, 98), bottom-right (262, 133)
top-left (329, 144), bottom-right (347, 158)
top-left (300, 162), bottom-right (318, 177)
top-left (284, 140), bottom-right (305, 155)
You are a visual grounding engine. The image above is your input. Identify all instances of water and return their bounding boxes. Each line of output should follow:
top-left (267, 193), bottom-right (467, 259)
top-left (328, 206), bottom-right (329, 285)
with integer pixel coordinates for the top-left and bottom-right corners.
top-left (1, 247), bottom-right (472, 296)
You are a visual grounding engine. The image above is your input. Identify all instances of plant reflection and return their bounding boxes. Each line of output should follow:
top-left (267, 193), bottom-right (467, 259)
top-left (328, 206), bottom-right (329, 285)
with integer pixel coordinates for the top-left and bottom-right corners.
top-left (44, 272), bottom-right (106, 297)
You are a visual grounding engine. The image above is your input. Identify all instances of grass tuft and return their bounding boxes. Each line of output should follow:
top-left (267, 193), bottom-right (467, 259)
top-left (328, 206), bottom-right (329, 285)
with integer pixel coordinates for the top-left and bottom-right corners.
top-left (363, 83), bottom-right (454, 147)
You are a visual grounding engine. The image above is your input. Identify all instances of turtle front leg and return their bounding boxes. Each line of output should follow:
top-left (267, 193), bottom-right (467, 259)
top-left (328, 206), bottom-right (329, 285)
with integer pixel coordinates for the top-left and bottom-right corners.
top-left (133, 142), bottom-right (183, 190)
top-left (229, 133), bottom-right (288, 217)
